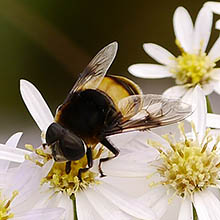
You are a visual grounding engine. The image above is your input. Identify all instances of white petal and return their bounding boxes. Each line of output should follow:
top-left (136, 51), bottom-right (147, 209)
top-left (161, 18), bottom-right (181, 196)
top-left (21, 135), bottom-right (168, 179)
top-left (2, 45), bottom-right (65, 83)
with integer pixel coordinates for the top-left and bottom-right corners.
top-left (163, 85), bottom-right (187, 99)
top-left (211, 68), bottom-right (220, 80)
top-left (65, 199), bottom-right (74, 220)
top-left (161, 196), bottom-right (182, 220)
top-left (143, 43), bottom-right (175, 65)
top-left (202, 81), bottom-right (215, 95)
top-left (55, 195), bottom-right (73, 220)
top-left (95, 182), bottom-right (156, 219)
top-left (216, 19), bottom-right (220, 30)
top-left (194, 192), bottom-right (210, 220)
top-left (204, 2), bottom-right (220, 14)
top-left (116, 148), bottom-right (158, 163)
top-left (0, 172), bottom-right (13, 188)
top-left (109, 131), bottom-right (145, 150)
top-left (10, 162), bottom-right (54, 210)
top-left (128, 64), bottom-right (172, 78)
top-left (190, 86), bottom-right (206, 143)
top-left (208, 36), bottom-right (220, 62)
top-left (8, 160), bottom-right (53, 203)
top-left (20, 80), bottom-right (54, 132)
top-left (13, 208), bottom-right (64, 220)
top-left (173, 7), bottom-right (194, 53)
top-left (178, 199), bottom-right (193, 220)
top-left (203, 190), bottom-right (220, 219)
top-left (36, 190), bottom-right (62, 209)
top-left (213, 79), bottom-right (220, 95)
top-left (193, 6), bottom-right (213, 52)
top-left (152, 123), bottom-right (180, 137)
top-left (137, 186), bottom-right (168, 218)
top-left (0, 132), bottom-right (23, 172)
top-left (194, 190), bottom-right (220, 220)
top-left (102, 176), bottom-right (149, 197)
top-left (207, 113), bottom-right (220, 128)
top-left (181, 87), bottom-right (194, 105)
top-left (12, 191), bottom-right (46, 214)
top-left (84, 188), bottom-right (130, 220)
top-left (152, 194), bottom-right (169, 219)
top-left (111, 129), bottom-right (169, 154)
top-left (6, 132), bottom-right (23, 147)
top-left (76, 191), bottom-right (102, 220)
top-left (103, 155), bottom-right (154, 177)
top-left (0, 143), bottom-right (30, 163)
top-left (109, 130), bottom-right (160, 154)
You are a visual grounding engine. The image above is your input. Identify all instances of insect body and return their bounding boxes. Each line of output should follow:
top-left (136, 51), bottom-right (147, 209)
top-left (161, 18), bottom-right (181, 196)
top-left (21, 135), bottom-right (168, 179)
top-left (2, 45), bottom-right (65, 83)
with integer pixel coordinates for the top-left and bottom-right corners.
top-left (45, 42), bottom-right (191, 177)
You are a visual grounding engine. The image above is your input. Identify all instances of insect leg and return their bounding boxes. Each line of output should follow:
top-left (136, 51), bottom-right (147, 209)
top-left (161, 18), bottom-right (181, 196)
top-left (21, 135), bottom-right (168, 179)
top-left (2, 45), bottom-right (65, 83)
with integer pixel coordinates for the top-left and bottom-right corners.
top-left (99, 138), bottom-right (119, 177)
top-left (78, 147), bottom-right (93, 181)
top-left (65, 161), bottom-right (72, 174)
top-left (42, 143), bottom-right (47, 149)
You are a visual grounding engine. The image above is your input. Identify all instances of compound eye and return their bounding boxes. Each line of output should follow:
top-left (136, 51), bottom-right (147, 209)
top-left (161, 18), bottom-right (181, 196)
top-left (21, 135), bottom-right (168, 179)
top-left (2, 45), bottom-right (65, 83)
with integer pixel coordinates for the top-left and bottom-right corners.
top-left (46, 123), bottom-right (64, 145)
top-left (59, 131), bottom-right (87, 161)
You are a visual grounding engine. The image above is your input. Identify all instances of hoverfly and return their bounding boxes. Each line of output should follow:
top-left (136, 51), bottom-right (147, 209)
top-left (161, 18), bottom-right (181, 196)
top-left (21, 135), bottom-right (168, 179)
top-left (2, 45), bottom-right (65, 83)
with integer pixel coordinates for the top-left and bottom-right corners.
top-left (45, 42), bottom-right (191, 178)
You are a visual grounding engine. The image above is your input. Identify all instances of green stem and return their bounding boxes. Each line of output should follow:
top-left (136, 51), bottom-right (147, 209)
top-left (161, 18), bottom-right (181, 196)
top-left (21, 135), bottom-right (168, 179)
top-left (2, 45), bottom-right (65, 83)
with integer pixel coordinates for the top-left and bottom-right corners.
top-left (193, 204), bottom-right (198, 220)
top-left (70, 194), bottom-right (78, 220)
top-left (206, 96), bottom-right (213, 113)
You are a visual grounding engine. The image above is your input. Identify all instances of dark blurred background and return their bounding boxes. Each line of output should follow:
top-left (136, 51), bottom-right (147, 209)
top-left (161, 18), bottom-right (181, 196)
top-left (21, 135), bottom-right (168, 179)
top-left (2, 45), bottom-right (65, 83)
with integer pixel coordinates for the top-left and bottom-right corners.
top-left (0, 0), bottom-right (219, 147)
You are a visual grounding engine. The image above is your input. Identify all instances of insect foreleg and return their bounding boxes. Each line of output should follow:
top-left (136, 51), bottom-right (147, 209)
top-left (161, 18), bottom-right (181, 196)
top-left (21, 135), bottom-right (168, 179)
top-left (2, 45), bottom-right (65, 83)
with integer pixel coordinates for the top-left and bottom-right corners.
top-left (98, 138), bottom-right (119, 177)
top-left (78, 147), bottom-right (93, 181)
top-left (65, 161), bottom-right (72, 174)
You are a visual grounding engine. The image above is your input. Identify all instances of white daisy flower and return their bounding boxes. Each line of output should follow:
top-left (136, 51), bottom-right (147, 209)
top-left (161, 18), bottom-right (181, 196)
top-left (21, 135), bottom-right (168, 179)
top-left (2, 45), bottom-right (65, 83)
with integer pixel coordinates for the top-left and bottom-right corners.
top-left (0, 133), bottom-right (64, 220)
top-left (128, 6), bottom-right (220, 102)
top-left (103, 86), bottom-right (220, 220)
top-left (19, 79), bottom-right (156, 220)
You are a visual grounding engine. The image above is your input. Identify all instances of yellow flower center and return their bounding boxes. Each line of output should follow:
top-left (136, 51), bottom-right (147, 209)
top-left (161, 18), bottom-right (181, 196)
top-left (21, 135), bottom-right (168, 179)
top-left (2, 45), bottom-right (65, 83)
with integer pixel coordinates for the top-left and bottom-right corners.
top-left (170, 40), bottom-right (216, 87)
top-left (0, 191), bottom-right (18, 220)
top-left (148, 122), bottom-right (220, 197)
top-left (40, 146), bottom-right (103, 196)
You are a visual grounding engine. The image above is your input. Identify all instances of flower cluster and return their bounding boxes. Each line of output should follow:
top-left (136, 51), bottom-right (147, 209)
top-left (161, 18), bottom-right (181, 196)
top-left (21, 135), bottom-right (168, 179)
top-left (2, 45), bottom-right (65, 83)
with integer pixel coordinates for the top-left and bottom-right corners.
top-left (2, 1), bottom-right (220, 220)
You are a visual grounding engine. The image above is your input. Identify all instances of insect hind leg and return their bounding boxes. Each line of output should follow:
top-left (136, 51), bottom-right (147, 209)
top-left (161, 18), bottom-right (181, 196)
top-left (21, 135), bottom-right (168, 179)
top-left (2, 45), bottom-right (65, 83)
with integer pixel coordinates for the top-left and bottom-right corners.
top-left (99, 138), bottom-right (119, 177)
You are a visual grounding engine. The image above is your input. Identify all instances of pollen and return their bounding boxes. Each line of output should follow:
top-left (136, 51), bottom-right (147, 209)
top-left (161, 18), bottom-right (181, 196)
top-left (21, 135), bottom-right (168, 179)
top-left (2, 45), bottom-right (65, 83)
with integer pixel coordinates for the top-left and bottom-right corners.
top-left (41, 146), bottom-right (103, 196)
top-left (170, 40), bottom-right (216, 87)
top-left (0, 191), bottom-right (18, 219)
top-left (148, 122), bottom-right (220, 197)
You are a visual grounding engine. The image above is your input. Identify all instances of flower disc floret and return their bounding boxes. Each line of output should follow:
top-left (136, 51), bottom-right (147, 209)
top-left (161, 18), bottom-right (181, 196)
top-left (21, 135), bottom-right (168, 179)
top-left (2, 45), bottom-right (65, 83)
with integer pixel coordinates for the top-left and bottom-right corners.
top-left (41, 155), bottom-right (99, 196)
top-left (148, 123), bottom-right (220, 197)
top-left (170, 41), bottom-right (216, 87)
top-left (26, 145), bottom-right (104, 196)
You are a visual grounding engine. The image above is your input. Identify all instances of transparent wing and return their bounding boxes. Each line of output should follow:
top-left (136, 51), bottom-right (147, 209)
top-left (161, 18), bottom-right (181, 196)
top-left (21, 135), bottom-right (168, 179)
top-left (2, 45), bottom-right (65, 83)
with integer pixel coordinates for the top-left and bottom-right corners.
top-left (104, 94), bottom-right (192, 136)
top-left (70, 42), bottom-right (118, 93)
top-left (117, 95), bottom-right (143, 119)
